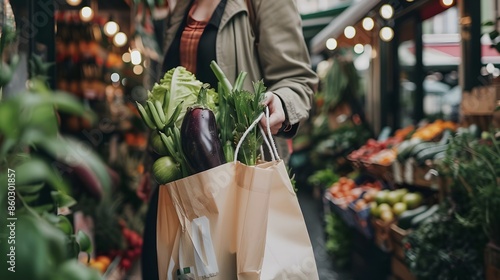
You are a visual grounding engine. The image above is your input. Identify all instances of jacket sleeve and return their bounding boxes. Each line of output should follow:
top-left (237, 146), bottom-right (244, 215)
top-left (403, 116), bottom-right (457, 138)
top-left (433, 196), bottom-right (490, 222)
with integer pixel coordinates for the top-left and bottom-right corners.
top-left (252, 0), bottom-right (318, 131)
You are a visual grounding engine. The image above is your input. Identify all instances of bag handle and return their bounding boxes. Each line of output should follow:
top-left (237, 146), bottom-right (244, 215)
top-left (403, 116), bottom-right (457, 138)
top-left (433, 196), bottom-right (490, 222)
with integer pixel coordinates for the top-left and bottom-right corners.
top-left (234, 107), bottom-right (280, 163)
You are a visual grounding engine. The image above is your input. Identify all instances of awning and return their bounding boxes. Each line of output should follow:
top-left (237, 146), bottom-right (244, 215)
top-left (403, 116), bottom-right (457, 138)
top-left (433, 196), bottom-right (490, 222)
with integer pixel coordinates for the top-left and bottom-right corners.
top-left (301, 2), bottom-right (351, 45)
top-left (309, 0), bottom-right (381, 54)
top-left (399, 40), bottom-right (500, 67)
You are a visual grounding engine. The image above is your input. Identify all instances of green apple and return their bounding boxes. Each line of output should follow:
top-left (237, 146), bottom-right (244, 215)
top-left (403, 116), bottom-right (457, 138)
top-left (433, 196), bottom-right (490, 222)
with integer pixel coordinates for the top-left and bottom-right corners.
top-left (378, 203), bottom-right (392, 214)
top-left (393, 202), bottom-right (408, 216)
top-left (386, 191), bottom-right (401, 206)
top-left (402, 193), bottom-right (423, 209)
top-left (375, 190), bottom-right (389, 204)
top-left (369, 202), bottom-right (380, 217)
top-left (380, 210), bottom-right (394, 222)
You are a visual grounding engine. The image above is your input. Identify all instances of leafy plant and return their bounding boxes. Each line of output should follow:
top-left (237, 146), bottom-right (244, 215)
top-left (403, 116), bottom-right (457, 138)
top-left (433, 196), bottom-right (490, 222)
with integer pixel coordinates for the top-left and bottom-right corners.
top-left (438, 129), bottom-right (500, 245)
top-left (324, 212), bottom-right (352, 269)
top-left (483, 19), bottom-right (500, 54)
top-left (307, 168), bottom-right (339, 189)
top-left (0, 59), bottom-right (111, 279)
top-left (404, 206), bottom-right (487, 280)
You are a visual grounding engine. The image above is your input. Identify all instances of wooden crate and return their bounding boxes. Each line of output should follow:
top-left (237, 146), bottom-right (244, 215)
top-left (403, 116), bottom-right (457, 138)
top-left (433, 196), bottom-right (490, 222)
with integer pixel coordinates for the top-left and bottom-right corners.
top-left (372, 218), bottom-right (395, 252)
top-left (486, 242), bottom-right (500, 280)
top-left (461, 85), bottom-right (500, 115)
top-left (390, 223), bottom-right (411, 261)
top-left (391, 257), bottom-right (417, 280)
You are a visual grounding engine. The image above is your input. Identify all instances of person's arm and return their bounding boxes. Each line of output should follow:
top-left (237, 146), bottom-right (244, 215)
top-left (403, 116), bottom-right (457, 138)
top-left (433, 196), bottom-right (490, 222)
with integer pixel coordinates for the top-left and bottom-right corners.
top-left (254, 0), bottom-right (318, 138)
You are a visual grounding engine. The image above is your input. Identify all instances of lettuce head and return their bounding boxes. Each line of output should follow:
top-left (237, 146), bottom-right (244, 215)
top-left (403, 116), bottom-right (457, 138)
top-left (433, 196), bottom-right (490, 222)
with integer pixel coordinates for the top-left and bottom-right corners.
top-left (150, 66), bottom-right (218, 126)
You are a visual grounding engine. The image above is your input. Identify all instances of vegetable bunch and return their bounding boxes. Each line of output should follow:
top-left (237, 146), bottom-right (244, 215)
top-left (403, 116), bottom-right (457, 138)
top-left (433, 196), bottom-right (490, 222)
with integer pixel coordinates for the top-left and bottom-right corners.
top-left (136, 62), bottom-right (268, 185)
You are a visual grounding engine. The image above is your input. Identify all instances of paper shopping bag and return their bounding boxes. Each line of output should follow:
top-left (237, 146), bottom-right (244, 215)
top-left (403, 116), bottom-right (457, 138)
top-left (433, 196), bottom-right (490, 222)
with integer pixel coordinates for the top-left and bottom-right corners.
top-left (247, 160), bottom-right (319, 280)
top-left (156, 160), bottom-right (281, 280)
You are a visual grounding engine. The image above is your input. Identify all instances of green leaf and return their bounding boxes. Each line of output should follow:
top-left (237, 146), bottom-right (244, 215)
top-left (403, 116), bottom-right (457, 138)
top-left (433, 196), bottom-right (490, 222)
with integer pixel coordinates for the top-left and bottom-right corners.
top-left (22, 193), bottom-right (40, 204)
top-left (483, 21), bottom-right (494, 26)
top-left (489, 30), bottom-right (500, 41)
top-left (51, 260), bottom-right (102, 280)
top-left (32, 204), bottom-right (55, 213)
top-left (56, 215), bottom-right (73, 236)
top-left (76, 230), bottom-right (92, 253)
top-left (51, 191), bottom-right (77, 208)
top-left (17, 183), bottom-right (45, 194)
top-left (15, 157), bottom-right (68, 194)
top-left (0, 98), bottom-right (21, 138)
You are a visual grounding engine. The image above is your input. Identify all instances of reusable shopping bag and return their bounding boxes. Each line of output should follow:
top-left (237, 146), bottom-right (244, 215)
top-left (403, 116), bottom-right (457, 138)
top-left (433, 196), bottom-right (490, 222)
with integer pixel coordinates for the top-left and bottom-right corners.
top-left (156, 111), bottom-right (319, 280)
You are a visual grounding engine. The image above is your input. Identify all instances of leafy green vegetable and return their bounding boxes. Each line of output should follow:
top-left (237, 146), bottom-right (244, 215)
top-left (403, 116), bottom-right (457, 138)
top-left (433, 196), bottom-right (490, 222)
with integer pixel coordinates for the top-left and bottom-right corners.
top-left (404, 206), bottom-right (487, 280)
top-left (210, 61), bottom-right (266, 165)
top-left (324, 212), bottom-right (352, 269)
top-left (150, 67), bottom-right (217, 127)
top-left (307, 169), bottom-right (339, 189)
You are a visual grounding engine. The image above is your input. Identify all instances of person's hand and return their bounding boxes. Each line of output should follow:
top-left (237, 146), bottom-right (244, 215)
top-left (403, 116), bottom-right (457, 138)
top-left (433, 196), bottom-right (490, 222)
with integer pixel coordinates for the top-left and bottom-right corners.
top-left (260, 92), bottom-right (286, 135)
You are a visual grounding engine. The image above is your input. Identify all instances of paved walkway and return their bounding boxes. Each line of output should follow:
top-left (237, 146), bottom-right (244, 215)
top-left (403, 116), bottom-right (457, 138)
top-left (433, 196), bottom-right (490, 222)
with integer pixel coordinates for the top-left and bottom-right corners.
top-left (297, 189), bottom-right (353, 280)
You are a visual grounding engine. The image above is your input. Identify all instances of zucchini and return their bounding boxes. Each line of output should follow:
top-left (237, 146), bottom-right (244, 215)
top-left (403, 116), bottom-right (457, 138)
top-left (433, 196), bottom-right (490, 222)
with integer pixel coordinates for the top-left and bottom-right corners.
top-left (439, 129), bottom-right (452, 145)
top-left (409, 142), bottom-right (438, 158)
top-left (397, 205), bottom-right (429, 230)
top-left (410, 204), bottom-right (440, 228)
top-left (414, 144), bottom-right (448, 166)
top-left (397, 138), bottom-right (423, 162)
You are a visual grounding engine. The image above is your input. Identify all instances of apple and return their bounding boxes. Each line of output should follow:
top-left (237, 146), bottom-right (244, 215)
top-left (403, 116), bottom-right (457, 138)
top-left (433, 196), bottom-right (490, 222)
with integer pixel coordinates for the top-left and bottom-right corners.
top-left (380, 210), bottom-right (394, 222)
top-left (386, 191), bottom-right (402, 206)
top-left (402, 193), bottom-right (423, 209)
top-left (378, 203), bottom-right (392, 214)
top-left (375, 190), bottom-right (389, 204)
top-left (392, 202), bottom-right (408, 216)
top-left (369, 202), bottom-right (380, 217)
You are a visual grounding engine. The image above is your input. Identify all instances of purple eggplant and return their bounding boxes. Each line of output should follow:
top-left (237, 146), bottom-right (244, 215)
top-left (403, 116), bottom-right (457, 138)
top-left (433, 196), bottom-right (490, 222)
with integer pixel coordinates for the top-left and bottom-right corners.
top-left (181, 106), bottom-right (226, 173)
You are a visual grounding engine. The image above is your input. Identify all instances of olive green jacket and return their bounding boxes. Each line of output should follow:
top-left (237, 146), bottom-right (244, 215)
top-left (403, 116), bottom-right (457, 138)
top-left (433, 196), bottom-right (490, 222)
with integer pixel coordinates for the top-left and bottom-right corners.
top-left (162, 0), bottom-right (318, 159)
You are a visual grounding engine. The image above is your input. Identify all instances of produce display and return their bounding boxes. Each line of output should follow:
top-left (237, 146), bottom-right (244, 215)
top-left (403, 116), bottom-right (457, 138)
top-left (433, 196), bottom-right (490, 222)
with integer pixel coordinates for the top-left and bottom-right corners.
top-left (347, 125), bottom-right (414, 165)
top-left (370, 189), bottom-right (422, 222)
top-left (327, 177), bottom-right (382, 207)
top-left (136, 62), bottom-right (268, 184)
top-left (83, 221), bottom-right (143, 275)
top-left (322, 118), bottom-right (498, 280)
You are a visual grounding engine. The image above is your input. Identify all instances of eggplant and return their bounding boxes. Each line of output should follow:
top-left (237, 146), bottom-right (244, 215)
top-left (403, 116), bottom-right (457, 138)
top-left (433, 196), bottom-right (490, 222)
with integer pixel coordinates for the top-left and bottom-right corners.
top-left (181, 106), bottom-right (226, 173)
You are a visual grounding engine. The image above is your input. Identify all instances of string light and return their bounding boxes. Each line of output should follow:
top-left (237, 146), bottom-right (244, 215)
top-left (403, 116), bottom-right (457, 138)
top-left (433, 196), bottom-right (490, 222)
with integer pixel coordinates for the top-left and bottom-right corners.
top-left (130, 50), bottom-right (142, 65)
top-left (362, 17), bottom-right (375, 31)
top-left (380, 4), bottom-right (394, 19)
top-left (380, 27), bottom-right (394, 41)
top-left (122, 52), bottom-right (131, 63)
top-left (354, 44), bottom-right (365, 54)
top-left (113, 32), bottom-right (128, 47)
top-left (441, 0), bottom-right (454, 7)
top-left (104, 21), bottom-right (119, 37)
top-left (66, 0), bottom-right (82, 6)
top-left (326, 38), bottom-right (337, 50)
top-left (79, 6), bottom-right (93, 22)
top-left (133, 65), bottom-right (144, 75)
top-left (344, 26), bottom-right (356, 39)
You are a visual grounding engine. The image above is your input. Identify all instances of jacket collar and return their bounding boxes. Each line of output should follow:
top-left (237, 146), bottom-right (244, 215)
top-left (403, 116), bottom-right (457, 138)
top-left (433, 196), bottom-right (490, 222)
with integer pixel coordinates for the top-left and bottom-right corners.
top-left (220, 0), bottom-right (247, 30)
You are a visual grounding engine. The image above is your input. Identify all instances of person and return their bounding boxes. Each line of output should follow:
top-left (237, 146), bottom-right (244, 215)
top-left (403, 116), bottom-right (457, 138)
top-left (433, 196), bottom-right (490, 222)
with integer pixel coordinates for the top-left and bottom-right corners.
top-left (141, 0), bottom-right (318, 278)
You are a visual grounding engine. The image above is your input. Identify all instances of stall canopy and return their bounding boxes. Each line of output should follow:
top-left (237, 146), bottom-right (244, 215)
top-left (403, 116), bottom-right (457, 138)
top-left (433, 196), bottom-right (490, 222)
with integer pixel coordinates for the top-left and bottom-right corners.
top-left (399, 36), bottom-right (500, 68)
top-left (301, 2), bottom-right (351, 46)
top-left (309, 0), bottom-right (381, 54)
